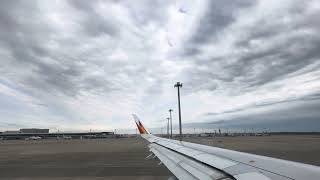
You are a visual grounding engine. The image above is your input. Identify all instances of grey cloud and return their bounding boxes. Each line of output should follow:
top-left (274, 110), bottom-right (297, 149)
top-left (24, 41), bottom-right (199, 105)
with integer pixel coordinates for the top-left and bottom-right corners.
top-left (181, 1), bottom-right (320, 94)
top-left (205, 93), bottom-right (320, 117)
top-left (189, 99), bottom-right (320, 132)
top-left (190, 1), bottom-right (248, 43)
top-left (0, 122), bottom-right (25, 129)
top-left (0, 0), bottom-right (173, 100)
top-left (234, 36), bottom-right (320, 88)
top-left (0, 0), bottom-right (319, 130)
top-left (0, 0), bottom-right (148, 98)
top-left (25, 62), bottom-right (81, 96)
top-left (183, 0), bottom-right (256, 56)
top-left (115, 0), bottom-right (172, 26)
top-left (67, 0), bottom-right (119, 37)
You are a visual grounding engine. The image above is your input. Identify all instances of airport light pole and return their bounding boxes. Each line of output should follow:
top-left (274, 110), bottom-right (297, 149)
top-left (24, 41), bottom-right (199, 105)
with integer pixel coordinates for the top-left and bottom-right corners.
top-left (167, 117), bottom-right (170, 138)
top-left (174, 82), bottom-right (183, 141)
top-left (169, 109), bottom-right (173, 138)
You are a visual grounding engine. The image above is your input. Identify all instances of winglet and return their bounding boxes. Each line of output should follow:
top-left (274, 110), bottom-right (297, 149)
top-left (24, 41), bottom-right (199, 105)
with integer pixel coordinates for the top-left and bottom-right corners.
top-left (133, 114), bottom-right (149, 134)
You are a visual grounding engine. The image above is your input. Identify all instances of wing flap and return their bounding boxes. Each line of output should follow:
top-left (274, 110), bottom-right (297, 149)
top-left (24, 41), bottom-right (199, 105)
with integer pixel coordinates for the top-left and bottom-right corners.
top-left (151, 135), bottom-right (238, 169)
top-left (150, 143), bottom-right (233, 180)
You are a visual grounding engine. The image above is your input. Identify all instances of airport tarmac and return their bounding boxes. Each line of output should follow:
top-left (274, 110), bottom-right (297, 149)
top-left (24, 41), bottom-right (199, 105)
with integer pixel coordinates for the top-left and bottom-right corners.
top-left (0, 135), bottom-right (319, 179)
top-left (182, 134), bottom-right (320, 166)
top-left (0, 138), bottom-right (172, 180)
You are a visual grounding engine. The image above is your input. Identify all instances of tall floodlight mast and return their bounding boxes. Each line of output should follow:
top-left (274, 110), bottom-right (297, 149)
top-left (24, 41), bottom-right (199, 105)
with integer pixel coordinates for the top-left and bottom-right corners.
top-left (169, 109), bottom-right (173, 138)
top-left (174, 82), bottom-right (183, 141)
top-left (166, 117), bottom-right (170, 138)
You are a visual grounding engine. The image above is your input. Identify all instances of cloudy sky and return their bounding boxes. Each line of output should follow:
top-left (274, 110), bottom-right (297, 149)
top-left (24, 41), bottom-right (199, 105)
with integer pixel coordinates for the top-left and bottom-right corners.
top-left (0, 0), bottom-right (319, 132)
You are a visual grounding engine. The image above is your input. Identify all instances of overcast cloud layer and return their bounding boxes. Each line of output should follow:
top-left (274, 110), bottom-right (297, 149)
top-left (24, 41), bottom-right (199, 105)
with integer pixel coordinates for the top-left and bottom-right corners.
top-left (0, 0), bottom-right (319, 132)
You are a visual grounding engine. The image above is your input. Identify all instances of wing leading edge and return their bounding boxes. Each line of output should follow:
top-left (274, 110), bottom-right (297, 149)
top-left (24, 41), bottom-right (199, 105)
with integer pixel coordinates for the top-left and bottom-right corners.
top-left (133, 115), bottom-right (320, 180)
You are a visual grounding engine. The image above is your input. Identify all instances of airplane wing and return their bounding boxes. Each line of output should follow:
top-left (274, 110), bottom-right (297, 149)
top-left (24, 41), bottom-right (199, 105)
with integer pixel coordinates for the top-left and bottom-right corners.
top-left (133, 114), bottom-right (320, 180)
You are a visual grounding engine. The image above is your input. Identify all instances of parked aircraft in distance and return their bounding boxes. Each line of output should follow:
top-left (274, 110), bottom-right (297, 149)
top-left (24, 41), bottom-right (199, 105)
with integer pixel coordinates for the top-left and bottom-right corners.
top-left (25, 136), bottom-right (42, 140)
top-left (133, 114), bottom-right (320, 180)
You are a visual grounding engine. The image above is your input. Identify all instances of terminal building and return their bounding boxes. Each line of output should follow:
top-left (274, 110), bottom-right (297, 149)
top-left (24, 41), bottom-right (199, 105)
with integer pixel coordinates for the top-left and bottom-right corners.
top-left (20, 128), bottom-right (49, 134)
top-left (0, 129), bottom-right (114, 140)
top-left (3, 131), bottom-right (20, 134)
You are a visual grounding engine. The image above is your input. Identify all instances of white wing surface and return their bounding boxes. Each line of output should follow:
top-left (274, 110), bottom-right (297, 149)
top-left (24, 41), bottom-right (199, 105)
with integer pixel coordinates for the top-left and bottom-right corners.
top-left (133, 115), bottom-right (320, 180)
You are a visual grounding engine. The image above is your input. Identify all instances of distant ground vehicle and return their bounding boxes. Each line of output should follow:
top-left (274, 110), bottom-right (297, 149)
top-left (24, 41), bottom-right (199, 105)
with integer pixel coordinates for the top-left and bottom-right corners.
top-left (25, 136), bottom-right (42, 140)
top-left (62, 136), bottom-right (72, 140)
top-left (57, 135), bottom-right (72, 140)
